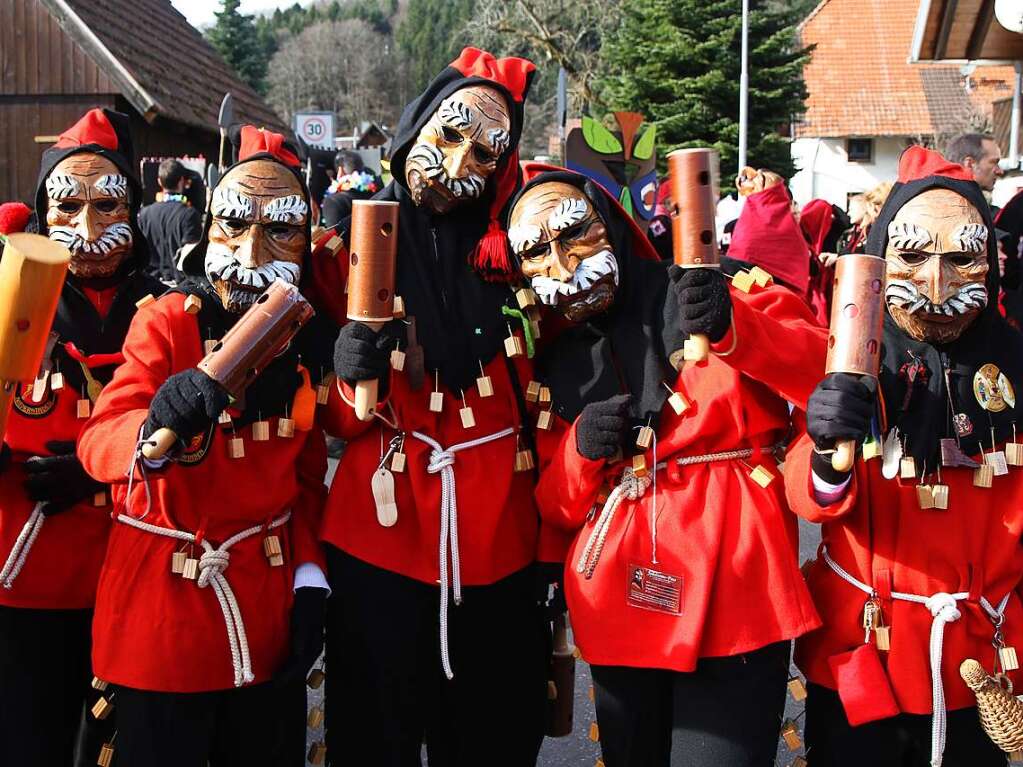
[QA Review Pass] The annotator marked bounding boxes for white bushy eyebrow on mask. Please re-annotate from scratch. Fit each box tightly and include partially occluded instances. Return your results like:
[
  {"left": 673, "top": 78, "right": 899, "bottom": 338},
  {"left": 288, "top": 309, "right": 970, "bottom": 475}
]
[
  {"left": 264, "top": 194, "right": 308, "bottom": 225},
  {"left": 509, "top": 223, "right": 542, "bottom": 254},
  {"left": 94, "top": 174, "right": 128, "bottom": 199},
  {"left": 887, "top": 221, "right": 933, "bottom": 251},
  {"left": 211, "top": 186, "right": 254, "bottom": 219},
  {"left": 46, "top": 173, "right": 82, "bottom": 200},
  {"left": 950, "top": 223, "right": 987, "bottom": 254},
  {"left": 548, "top": 198, "right": 589, "bottom": 231}
]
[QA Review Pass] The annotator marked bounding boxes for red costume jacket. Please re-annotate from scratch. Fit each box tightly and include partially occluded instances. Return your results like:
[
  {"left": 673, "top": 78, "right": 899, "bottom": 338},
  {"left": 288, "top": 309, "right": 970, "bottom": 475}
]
[
  {"left": 786, "top": 435, "right": 1023, "bottom": 713},
  {"left": 322, "top": 340, "right": 568, "bottom": 585},
  {"left": 78, "top": 294, "right": 327, "bottom": 692},
  {"left": 536, "top": 284, "right": 826, "bottom": 670}
]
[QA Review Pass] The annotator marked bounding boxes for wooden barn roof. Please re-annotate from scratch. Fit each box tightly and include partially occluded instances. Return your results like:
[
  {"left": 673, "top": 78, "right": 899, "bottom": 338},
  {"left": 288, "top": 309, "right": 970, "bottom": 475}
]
[
  {"left": 39, "top": 0, "right": 286, "bottom": 134},
  {"left": 795, "top": 0, "right": 1015, "bottom": 139}
]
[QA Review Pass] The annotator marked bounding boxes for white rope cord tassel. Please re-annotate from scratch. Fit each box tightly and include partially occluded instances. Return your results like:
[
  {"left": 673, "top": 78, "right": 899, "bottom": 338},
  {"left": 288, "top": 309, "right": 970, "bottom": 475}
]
[
  {"left": 821, "top": 547, "right": 1009, "bottom": 767},
  {"left": 576, "top": 468, "right": 651, "bottom": 579},
  {"left": 0, "top": 503, "right": 46, "bottom": 589},
  {"left": 411, "top": 427, "right": 514, "bottom": 680},
  {"left": 117, "top": 511, "right": 292, "bottom": 687}
]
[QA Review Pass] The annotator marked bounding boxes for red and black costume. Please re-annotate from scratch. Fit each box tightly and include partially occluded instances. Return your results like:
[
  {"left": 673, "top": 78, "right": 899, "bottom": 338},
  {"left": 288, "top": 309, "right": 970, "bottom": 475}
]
[
  {"left": 77, "top": 128, "right": 332, "bottom": 767},
  {"left": 308, "top": 49, "right": 559, "bottom": 766},
  {"left": 521, "top": 170, "right": 828, "bottom": 766},
  {"left": 0, "top": 108, "right": 162, "bottom": 767},
  {"left": 790, "top": 149, "right": 1023, "bottom": 767}
]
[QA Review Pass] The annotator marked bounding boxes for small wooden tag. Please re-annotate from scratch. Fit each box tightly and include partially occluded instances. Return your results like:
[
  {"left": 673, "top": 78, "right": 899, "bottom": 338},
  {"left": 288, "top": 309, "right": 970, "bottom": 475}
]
[
  {"left": 731, "top": 270, "right": 756, "bottom": 293},
  {"left": 229, "top": 437, "right": 245, "bottom": 459},
  {"left": 183, "top": 294, "right": 202, "bottom": 314},
  {"left": 252, "top": 420, "right": 270, "bottom": 441},
  {"left": 307, "top": 705, "right": 325, "bottom": 728},
  {"left": 1007, "top": 442, "right": 1023, "bottom": 466},
  {"left": 505, "top": 334, "right": 525, "bottom": 358},
  {"left": 218, "top": 410, "right": 233, "bottom": 426},
  {"left": 667, "top": 391, "right": 689, "bottom": 416},
  {"left": 916, "top": 484, "right": 935, "bottom": 509},
  {"left": 91, "top": 697, "right": 114, "bottom": 721},
  {"left": 171, "top": 551, "right": 187, "bottom": 575},
  {"left": 588, "top": 722, "right": 600, "bottom": 743},
  {"left": 76, "top": 399, "right": 91, "bottom": 419},
  {"left": 204, "top": 338, "right": 218, "bottom": 355},
  {"left": 307, "top": 668, "right": 326, "bottom": 689},
  {"left": 787, "top": 676, "right": 807, "bottom": 701},
  {"left": 514, "top": 449, "right": 535, "bottom": 472},
  {"left": 931, "top": 483, "right": 949, "bottom": 510},
  {"left": 749, "top": 465, "right": 775, "bottom": 488},
  {"left": 974, "top": 464, "right": 994, "bottom": 488},
  {"left": 459, "top": 406, "right": 476, "bottom": 429},
  {"left": 525, "top": 381, "right": 541, "bottom": 403},
  {"left": 182, "top": 557, "right": 199, "bottom": 580},
  {"left": 392, "top": 295, "right": 406, "bottom": 319},
  {"left": 93, "top": 491, "right": 107, "bottom": 506},
  {"left": 390, "top": 451, "right": 406, "bottom": 473},
  {"left": 899, "top": 456, "right": 917, "bottom": 480},
  {"left": 277, "top": 418, "right": 295, "bottom": 438},
  {"left": 429, "top": 391, "right": 444, "bottom": 413},
  {"left": 97, "top": 743, "right": 115, "bottom": 767},
  {"left": 135, "top": 293, "right": 155, "bottom": 309},
  {"left": 749, "top": 265, "right": 773, "bottom": 287},
  {"left": 874, "top": 625, "right": 891, "bottom": 651},
  {"left": 862, "top": 439, "right": 882, "bottom": 461},
  {"left": 476, "top": 374, "right": 493, "bottom": 397},
  {"left": 1001, "top": 646, "right": 1020, "bottom": 672},
  {"left": 537, "top": 410, "right": 553, "bottom": 431},
  {"left": 780, "top": 720, "right": 801, "bottom": 750},
  {"left": 636, "top": 425, "right": 654, "bottom": 450},
  {"left": 516, "top": 288, "right": 538, "bottom": 309},
  {"left": 91, "top": 676, "right": 108, "bottom": 692},
  {"left": 391, "top": 349, "right": 406, "bottom": 372},
  {"left": 682, "top": 338, "right": 704, "bottom": 361},
  {"left": 308, "top": 742, "right": 327, "bottom": 765},
  {"left": 263, "top": 535, "right": 284, "bottom": 567},
  {"left": 538, "top": 386, "right": 552, "bottom": 406},
  {"left": 50, "top": 371, "right": 64, "bottom": 391},
  {"left": 632, "top": 454, "right": 649, "bottom": 478}
]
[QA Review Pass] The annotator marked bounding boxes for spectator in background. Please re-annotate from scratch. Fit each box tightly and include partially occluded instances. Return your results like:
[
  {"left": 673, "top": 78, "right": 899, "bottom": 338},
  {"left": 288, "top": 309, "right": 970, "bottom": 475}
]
[
  {"left": 321, "top": 150, "right": 381, "bottom": 228},
  {"left": 945, "top": 132, "right": 1004, "bottom": 192},
  {"left": 138, "top": 158, "right": 201, "bottom": 284}
]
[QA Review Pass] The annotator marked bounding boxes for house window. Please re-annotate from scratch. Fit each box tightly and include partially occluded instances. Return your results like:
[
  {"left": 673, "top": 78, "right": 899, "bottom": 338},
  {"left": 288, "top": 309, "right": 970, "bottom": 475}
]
[{"left": 847, "top": 138, "right": 874, "bottom": 163}]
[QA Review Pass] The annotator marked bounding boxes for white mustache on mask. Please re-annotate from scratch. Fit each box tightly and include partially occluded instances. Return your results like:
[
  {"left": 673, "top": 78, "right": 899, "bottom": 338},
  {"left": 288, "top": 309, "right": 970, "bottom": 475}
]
[
  {"left": 204, "top": 242, "right": 301, "bottom": 306},
  {"left": 531, "top": 250, "right": 619, "bottom": 306}
]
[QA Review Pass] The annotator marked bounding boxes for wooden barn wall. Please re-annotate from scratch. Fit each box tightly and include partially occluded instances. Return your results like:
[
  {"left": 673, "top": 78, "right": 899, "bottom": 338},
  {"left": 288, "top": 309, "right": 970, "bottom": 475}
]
[{"left": 0, "top": 0, "right": 115, "bottom": 95}]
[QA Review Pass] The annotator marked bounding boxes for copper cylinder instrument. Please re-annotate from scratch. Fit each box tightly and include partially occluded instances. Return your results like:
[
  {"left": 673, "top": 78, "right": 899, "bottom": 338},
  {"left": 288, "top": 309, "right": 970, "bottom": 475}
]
[
  {"left": 825, "top": 253, "right": 885, "bottom": 471},
  {"left": 143, "top": 280, "right": 314, "bottom": 459},
  {"left": 0, "top": 233, "right": 71, "bottom": 442},
  {"left": 346, "top": 199, "right": 399, "bottom": 420},
  {"left": 667, "top": 148, "right": 720, "bottom": 362}
]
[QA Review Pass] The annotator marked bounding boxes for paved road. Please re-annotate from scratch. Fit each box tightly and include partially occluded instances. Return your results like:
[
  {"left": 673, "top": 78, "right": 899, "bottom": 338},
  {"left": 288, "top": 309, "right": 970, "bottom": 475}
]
[{"left": 321, "top": 457, "right": 823, "bottom": 766}]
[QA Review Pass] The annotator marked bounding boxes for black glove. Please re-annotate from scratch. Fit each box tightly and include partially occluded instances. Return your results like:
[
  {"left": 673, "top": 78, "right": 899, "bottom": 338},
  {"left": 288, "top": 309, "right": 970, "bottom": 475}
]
[
  {"left": 334, "top": 322, "right": 393, "bottom": 386},
  {"left": 144, "top": 369, "right": 230, "bottom": 446},
  {"left": 576, "top": 394, "right": 632, "bottom": 461},
  {"left": 23, "top": 440, "right": 104, "bottom": 516},
  {"left": 274, "top": 586, "right": 327, "bottom": 688},
  {"left": 668, "top": 265, "right": 732, "bottom": 343},
  {"left": 232, "top": 356, "right": 302, "bottom": 429},
  {"left": 807, "top": 373, "right": 877, "bottom": 481}
]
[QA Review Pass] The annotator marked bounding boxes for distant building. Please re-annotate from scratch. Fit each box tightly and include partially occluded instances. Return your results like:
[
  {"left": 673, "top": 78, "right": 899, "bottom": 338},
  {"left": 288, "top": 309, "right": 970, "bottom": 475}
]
[
  {"left": 0, "top": 0, "right": 287, "bottom": 205},
  {"left": 791, "top": 0, "right": 1015, "bottom": 208}
]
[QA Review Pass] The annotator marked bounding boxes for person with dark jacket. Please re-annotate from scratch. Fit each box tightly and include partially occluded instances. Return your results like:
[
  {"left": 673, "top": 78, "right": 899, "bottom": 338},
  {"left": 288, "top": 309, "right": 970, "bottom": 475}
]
[
  {"left": 320, "top": 150, "right": 381, "bottom": 228},
  {"left": 138, "top": 158, "right": 202, "bottom": 284},
  {"left": 0, "top": 107, "right": 163, "bottom": 767}
]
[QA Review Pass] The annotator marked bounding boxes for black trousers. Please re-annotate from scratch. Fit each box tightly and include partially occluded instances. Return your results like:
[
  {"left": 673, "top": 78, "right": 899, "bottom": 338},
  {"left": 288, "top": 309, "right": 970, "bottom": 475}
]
[
  {"left": 591, "top": 640, "right": 791, "bottom": 767},
  {"left": 324, "top": 547, "right": 547, "bottom": 767},
  {"left": 804, "top": 682, "right": 1005, "bottom": 767},
  {"left": 113, "top": 679, "right": 307, "bottom": 767},
  {"left": 0, "top": 605, "right": 112, "bottom": 767}
]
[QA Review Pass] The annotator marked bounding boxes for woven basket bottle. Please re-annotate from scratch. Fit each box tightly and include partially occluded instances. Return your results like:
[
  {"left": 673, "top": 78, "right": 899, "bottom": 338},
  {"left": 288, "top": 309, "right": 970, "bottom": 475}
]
[{"left": 960, "top": 658, "right": 1023, "bottom": 752}]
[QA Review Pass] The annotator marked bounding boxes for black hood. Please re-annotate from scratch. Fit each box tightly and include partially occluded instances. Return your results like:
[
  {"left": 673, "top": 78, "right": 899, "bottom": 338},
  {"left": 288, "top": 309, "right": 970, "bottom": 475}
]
[
  {"left": 509, "top": 169, "right": 684, "bottom": 426},
  {"left": 35, "top": 108, "right": 149, "bottom": 276},
  {"left": 867, "top": 171, "right": 1023, "bottom": 468}
]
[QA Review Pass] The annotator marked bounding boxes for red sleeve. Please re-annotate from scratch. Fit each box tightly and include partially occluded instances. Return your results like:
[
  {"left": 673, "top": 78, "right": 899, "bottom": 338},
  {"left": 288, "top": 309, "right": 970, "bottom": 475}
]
[
  {"left": 534, "top": 417, "right": 578, "bottom": 563},
  {"left": 535, "top": 417, "right": 607, "bottom": 534},
  {"left": 784, "top": 432, "right": 859, "bottom": 523},
  {"left": 289, "top": 426, "right": 328, "bottom": 569},
  {"left": 78, "top": 299, "right": 175, "bottom": 483},
  {"left": 711, "top": 284, "right": 828, "bottom": 411}
]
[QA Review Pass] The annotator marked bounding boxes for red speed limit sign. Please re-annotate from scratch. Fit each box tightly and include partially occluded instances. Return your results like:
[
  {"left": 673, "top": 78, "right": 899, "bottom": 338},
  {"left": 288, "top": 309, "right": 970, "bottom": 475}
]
[{"left": 293, "top": 112, "right": 335, "bottom": 149}]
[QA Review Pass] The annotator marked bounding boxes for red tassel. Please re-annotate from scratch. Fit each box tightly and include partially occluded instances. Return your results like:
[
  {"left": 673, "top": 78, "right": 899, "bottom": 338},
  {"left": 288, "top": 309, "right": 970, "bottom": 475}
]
[
  {"left": 471, "top": 219, "right": 514, "bottom": 282},
  {"left": 0, "top": 202, "right": 31, "bottom": 235}
]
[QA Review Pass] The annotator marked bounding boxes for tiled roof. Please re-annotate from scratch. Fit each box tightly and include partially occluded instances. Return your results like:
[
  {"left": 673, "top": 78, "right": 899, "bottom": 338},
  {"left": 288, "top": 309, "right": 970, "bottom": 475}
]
[
  {"left": 795, "top": 0, "right": 1014, "bottom": 139},
  {"left": 44, "top": 0, "right": 286, "bottom": 134}
]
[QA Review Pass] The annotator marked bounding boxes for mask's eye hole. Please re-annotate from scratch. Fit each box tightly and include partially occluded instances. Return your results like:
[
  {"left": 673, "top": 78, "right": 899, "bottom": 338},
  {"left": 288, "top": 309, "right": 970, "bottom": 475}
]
[
  {"left": 521, "top": 244, "right": 548, "bottom": 262},
  {"left": 57, "top": 201, "right": 82, "bottom": 215},
  {"left": 95, "top": 200, "right": 118, "bottom": 214},
  {"left": 220, "top": 218, "right": 247, "bottom": 235},
  {"left": 558, "top": 222, "right": 588, "bottom": 242},
  {"left": 473, "top": 145, "right": 497, "bottom": 164},
  {"left": 897, "top": 250, "right": 930, "bottom": 266},
  {"left": 267, "top": 224, "right": 298, "bottom": 239},
  {"left": 949, "top": 253, "right": 978, "bottom": 268},
  {"left": 441, "top": 126, "right": 462, "bottom": 144}
]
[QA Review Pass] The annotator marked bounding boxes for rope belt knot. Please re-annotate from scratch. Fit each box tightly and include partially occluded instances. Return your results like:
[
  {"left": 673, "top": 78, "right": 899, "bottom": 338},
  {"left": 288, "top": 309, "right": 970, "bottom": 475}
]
[
  {"left": 821, "top": 546, "right": 1008, "bottom": 767},
  {"left": 577, "top": 467, "right": 651, "bottom": 579},
  {"left": 411, "top": 426, "right": 515, "bottom": 681},
  {"left": 117, "top": 510, "right": 291, "bottom": 688}
]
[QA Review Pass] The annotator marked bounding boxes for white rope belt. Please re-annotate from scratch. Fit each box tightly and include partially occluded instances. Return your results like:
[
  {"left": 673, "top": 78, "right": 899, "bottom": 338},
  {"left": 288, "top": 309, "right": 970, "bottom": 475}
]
[
  {"left": 0, "top": 503, "right": 45, "bottom": 589},
  {"left": 576, "top": 446, "right": 768, "bottom": 578},
  {"left": 411, "top": 427, "right": 515, "bottom": 680},
  {"left": 116, "top": 510, "right": 292, "bottom": 687},
  {"left": 821, "top": 546, "right": 1009, "bottom": 767}
]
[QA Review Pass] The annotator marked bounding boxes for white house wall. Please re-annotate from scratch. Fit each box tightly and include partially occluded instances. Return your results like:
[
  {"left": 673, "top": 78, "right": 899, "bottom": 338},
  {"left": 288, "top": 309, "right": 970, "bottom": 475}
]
[{"left": 791, "top": 136, "right": 906, "bottom": 209}]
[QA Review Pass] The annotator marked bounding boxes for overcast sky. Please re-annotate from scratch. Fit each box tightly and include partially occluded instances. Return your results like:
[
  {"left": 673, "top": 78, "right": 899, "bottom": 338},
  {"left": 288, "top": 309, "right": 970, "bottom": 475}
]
[{"left": 171, "top": 0, "right": 310, "bottom": 29}]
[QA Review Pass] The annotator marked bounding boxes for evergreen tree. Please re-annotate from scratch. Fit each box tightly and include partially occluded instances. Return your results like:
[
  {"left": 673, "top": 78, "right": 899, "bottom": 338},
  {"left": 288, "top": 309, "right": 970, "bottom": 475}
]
[
  {"left": 396, "top": 0, "right": 476, "bottom": 95},
  {"left": 596, "top": 0, "right": 811, "bottom": 177},
  {"left": 207, "top": 0, "right": 268, "bottom": 93}
]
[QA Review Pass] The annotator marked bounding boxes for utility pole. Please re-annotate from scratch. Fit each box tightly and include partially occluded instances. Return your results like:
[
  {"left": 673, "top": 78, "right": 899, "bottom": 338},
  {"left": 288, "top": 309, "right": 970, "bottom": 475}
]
[{"left": 738, "top": 0, "right": 750, "bottom": 173}]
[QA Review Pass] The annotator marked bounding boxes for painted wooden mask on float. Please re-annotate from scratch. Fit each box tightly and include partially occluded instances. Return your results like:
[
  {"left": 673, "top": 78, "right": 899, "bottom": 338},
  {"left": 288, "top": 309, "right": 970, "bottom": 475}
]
[
  {"left": 883, "top": 188, "right": 990, "bottom": 345},
  {"left": 404, "top": 85, "right": 512, "bottom": 215},
  {"left": 509, "top": 181, "right": 618, "bottom": 322},
  {"left": 45, "top": 153, "right": 132, "bottom": 279},
  {"left": 565, "top": 112, "right": 657, "bottom": 233},
  {"left": 205, "top": 159, "right": 308, "bottom": 313}
]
